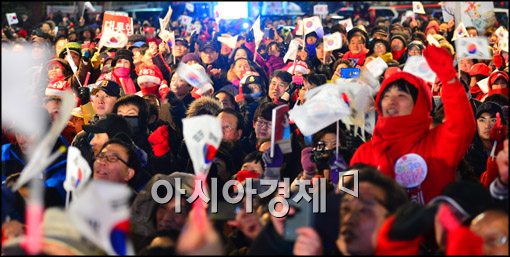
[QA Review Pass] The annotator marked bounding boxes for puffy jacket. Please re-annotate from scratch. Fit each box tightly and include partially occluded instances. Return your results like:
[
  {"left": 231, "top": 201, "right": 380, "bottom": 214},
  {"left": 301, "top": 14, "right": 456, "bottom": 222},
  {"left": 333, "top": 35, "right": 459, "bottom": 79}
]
[{"left": 350, "top": 71, "right": 476, "bottom": 202}]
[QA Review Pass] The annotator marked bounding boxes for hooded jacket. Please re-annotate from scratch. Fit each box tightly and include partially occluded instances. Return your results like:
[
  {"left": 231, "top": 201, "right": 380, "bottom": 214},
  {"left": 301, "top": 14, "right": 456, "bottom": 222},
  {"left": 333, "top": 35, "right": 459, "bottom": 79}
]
[{"left": 350, "top": 71, "right": 476, "bottom": 202}]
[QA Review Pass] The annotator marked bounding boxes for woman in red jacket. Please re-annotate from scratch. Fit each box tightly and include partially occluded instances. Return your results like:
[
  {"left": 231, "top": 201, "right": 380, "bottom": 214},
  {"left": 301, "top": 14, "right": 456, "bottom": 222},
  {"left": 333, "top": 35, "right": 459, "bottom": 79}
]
[{"left": 350, "top": 45, "right": 477, "bottom": 203}]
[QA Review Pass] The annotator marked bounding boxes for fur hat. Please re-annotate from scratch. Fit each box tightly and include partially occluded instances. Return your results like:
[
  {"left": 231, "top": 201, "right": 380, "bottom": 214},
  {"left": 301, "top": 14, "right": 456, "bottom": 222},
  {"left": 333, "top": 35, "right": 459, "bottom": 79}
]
[{"left": 186, "top": 96, "right": 222, "bottom": 117}]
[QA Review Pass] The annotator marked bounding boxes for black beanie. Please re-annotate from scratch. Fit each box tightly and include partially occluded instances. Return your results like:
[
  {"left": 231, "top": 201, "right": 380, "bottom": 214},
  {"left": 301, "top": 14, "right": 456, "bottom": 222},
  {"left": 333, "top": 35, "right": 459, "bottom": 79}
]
[
  {"left": 475, "top": 101, "right": 503, "bottom": 119},
  {"left": 435, "top": 180, "right": 493, "bottom": 224},
  {"left": 112, "top": 49, "right": 134, "bottom": 67}
]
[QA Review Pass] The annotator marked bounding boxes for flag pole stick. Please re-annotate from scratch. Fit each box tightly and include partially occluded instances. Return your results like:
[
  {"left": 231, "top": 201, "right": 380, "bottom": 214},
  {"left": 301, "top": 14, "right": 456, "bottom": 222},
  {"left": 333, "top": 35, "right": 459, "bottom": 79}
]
[
  {"left": 336, "top": 120, "right": 340, "bottom": 161},
  {"left": 66, "top": 47, "right": 83, "bottom": 88},
  {"left": 65, "top": 191, "right": 71, "bottom": 209}
]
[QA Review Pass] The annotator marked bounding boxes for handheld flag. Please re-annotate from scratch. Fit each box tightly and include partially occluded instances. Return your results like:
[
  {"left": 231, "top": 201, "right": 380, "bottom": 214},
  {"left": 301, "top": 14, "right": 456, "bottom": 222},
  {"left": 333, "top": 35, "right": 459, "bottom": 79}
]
[
  {"left": 289, "top": 84, "right": 350, "bottom": 136},
  {"left": 283, "top": 39, "right": 301, "bottom": 63},
  {"left": 217, "top": 35, "right": 239, "bottom": 50},
  {"left": 337, "top": 81, "right": 375, "bottom": 140},
  {"left": 176, "top": 62, "right": 212, "bottom": 90},
  {"left": 182, "top": 115, "right": 223, "bottom": 176},
  {"left": 455, "top": 37, "right": 491, "bottom": 60},
  {"left": 161, "top": 5, "right": 173, "bottom": 31},
  {"left": 404, "top": 56, "right": 437, "bottom": 84},
  {"left": 323, "top": 32, "right": 342, "bottom": 52},
  {"left": 65, "top": 47, "right": 78, "bottom": 74},
  {"left": 339, "top": 18, "right": 353, "bottom": 32},
  {"left": 159, "top": 28, "right": 174, "bottom": 44},
  {"left": 98, "top": 29, "right": 128, "bottom": 50},
  {"left": 412, "top": 2, "right": 426, "bottom": 14},
  {"left": 6, "top": 13, "right": 18, "bottom": 25},
  {"left": 451, "top": 22, "right": 468, "bottom": 41},
  {"left": 64, "top": 146, "right": 92, "bottom": 193},
  {"left": 68, "top": 180, "right": 134, "bottom": 255},
  {"left": 84, "top": 2, "right": 96, "bottom": 12},
  {"left": 303, "top": 16, "right": 322, "bottom": 36},
  {"left": 364, "top": 57, "right": 388, "bottom": 78},
  {"left": 251, "top": 16, "right": 264, "bottom": 45}
]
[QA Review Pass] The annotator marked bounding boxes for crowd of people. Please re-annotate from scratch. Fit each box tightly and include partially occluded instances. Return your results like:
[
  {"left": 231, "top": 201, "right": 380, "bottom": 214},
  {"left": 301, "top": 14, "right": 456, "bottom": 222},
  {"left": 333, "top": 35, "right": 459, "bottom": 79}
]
[{"left": 1, "top": 3, "right": 509, "bottom": 255}]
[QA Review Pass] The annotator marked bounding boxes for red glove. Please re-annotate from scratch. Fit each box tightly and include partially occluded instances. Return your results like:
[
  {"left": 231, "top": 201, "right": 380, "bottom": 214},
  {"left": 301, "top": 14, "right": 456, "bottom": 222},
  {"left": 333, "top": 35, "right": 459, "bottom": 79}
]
[
  {"left": 493, "top": 53, "right": 503, "bottom": 68},
  {"left": 423, "top": 45, "right": 457, "bottom": 82},
  {"left": 148, "top": 125, "right": 171, "bottom": 157},
  {"left": 490, "top": 113, "right": 507, "bottom": 150}
]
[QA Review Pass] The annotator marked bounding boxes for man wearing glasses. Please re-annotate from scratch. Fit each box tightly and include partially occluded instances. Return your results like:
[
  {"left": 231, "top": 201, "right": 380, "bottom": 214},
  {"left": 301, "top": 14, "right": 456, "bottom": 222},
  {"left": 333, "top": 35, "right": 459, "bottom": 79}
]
[{"left": 93, "top": 137, "right": 139, "bottom": 185}]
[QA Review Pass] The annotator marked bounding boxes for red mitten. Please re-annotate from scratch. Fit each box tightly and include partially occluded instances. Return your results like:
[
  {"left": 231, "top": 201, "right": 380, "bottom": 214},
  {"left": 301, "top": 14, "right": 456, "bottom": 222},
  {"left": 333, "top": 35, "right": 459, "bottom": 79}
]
[
  {"left": 423, "top": 45, "right": 457, "bottom": 82},
  {"left": 490, "top": 113, "right": 507, "bottom": 153},
  {"left": 148, "top": 125, "right": 171, "bottom": 157},
  {"left": 493, "top": 53, "right": 503, "bottom": 68}
]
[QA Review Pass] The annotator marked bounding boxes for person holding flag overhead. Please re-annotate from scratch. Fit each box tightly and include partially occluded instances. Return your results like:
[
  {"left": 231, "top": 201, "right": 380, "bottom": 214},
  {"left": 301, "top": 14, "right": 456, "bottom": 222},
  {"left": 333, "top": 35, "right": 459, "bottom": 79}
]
[
  {"left": 58, "top": 41, "right": 101, "bottom": 99},
  {"left": 350, "top": 45, "right": 477, "bottom": 203}
]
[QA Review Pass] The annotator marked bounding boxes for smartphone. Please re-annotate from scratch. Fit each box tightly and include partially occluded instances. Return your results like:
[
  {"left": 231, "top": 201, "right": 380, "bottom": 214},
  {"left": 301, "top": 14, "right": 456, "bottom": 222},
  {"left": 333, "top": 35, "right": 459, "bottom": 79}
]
[
  {"left": 208, "top": 200, "right": 242, "bottom": 221},
  {"left": 283, "top": 199, "right": 314, "bottom": 241},
  {"left": 340, "top": 67, "right": 361, "bottom": 79}
]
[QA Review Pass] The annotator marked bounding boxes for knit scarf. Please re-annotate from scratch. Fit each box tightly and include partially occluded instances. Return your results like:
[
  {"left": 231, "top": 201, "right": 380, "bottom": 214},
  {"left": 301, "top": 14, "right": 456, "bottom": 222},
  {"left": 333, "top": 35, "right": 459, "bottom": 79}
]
[
  {"left": 342, "top": 51, "right": 367, "bottom": 66},
  {"left": 392, "top": 48, "right": 407, "bottom": 62},
  {"left": 113, "top": 68, "right": 137, "bottom": 94}
]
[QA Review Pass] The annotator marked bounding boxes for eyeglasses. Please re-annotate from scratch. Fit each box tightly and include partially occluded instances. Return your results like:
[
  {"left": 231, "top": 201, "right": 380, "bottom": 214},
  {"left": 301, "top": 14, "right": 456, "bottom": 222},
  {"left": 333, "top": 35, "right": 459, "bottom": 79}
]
[
  {"left": 256, "top": 119, "right": 272, "bottom": 128},
  {"left": 95, "top": 152, "right": 129, "bottom": 166},
  {"left": 270, "top": 81, "right": 289, "bottom": 88}
]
